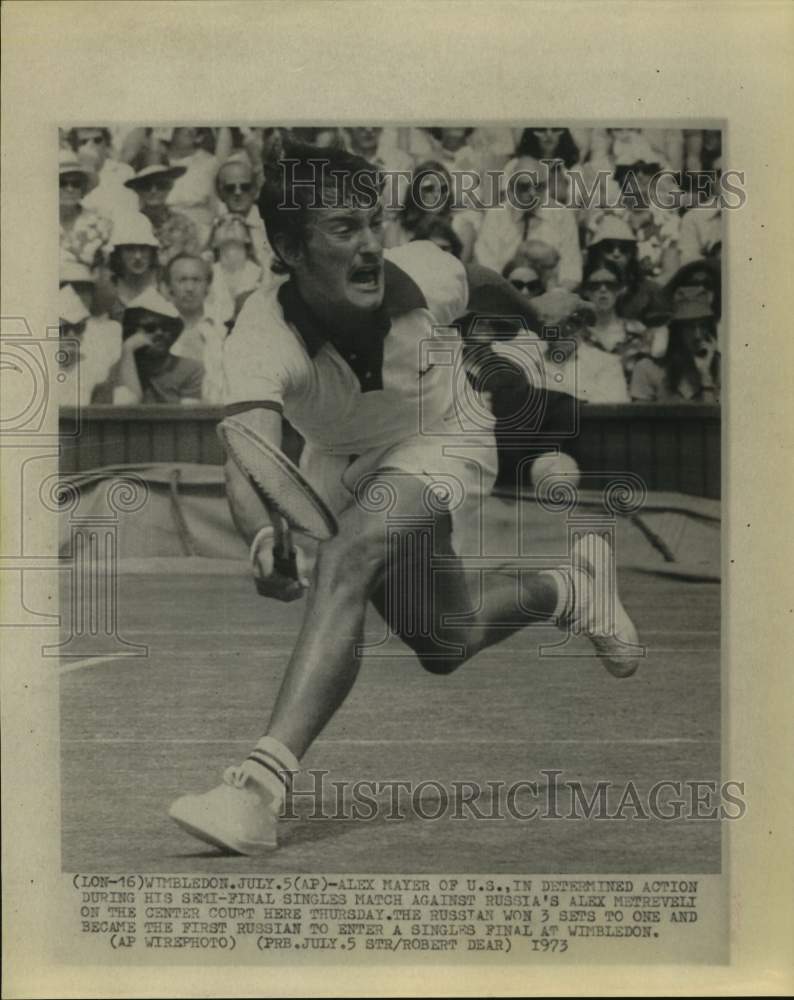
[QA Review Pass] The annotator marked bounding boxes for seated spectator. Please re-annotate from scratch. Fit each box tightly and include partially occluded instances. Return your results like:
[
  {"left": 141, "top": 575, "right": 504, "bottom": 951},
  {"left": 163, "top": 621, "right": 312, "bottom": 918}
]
[
  {"left": 513, "top": 127, "right": 580, "bottom": 204},
  {"left": 384, "top": 161, "right": 455, "bottom": 247},
  {"left": 630, "top": 300, "right": 720, "bottom": 403},
  {"left": 502, "top": 258, "right": 545, "bottom": 299},
  {"left": 69, "top": 127, "right": 138, "bottom": 225},
  {"left": 104, "top": 213, "right": 161, "bottom": 319},
  {"left": 409, "top": 216, "right": 463, "bottom": 258},
  {"left": 60, "top": 259, "right": 122, "bottom": 384},
  {"left": 214, "top": 155, "right": 273, "bottom": 272},
  {"left": 92, "top": 288, "right": 204, "bottom": 405},
  {"left": 547, "top": 297, "right": 630, "bottom": 404},
  {"left": 206, "top": 216, "right": 264, "bottom": 323},
  {"left": 59, "top": 151, "right": 112, "bottom": 268},
  {"left": 579, "top": 260, "right": 661, "bottom": 387},
  {"left": 585, "top": 215, "right": 669, "bottom": 326},
  {"left": 124, "top": 162, "right": 202, "bottom": 266},
  {"left": 664, "top": 258, "right": 721, "bottom": 322},
  {"left": 165, "top": 127, "right": 223, "bottom": 240},
  {"left": 163, "top": 252, "right": 228, "bottom": 403},
  {"left": 474, "top": 157, "right": 582, "bottom": 288}
]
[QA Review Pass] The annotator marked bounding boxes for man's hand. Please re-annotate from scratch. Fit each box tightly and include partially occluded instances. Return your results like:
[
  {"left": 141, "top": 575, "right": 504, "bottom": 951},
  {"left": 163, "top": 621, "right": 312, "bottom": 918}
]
[
  {"left": 123, "top": 331, "right": 156, "bottom": 353},
  {"left": 250, "top": 523, "right": 311, "bottom": 602}
]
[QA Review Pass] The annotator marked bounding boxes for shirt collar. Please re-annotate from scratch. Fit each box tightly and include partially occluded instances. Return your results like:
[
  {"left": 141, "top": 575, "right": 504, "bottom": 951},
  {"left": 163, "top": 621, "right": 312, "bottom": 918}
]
[{"left": 278, "top": 257, "right": 427, "bottom": 358}]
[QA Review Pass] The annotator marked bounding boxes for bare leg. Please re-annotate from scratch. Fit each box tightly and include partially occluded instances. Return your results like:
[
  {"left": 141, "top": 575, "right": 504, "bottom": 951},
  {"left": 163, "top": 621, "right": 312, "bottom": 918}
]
[{"left": 371, "top": 506, "right": 559, "bottom": 674}]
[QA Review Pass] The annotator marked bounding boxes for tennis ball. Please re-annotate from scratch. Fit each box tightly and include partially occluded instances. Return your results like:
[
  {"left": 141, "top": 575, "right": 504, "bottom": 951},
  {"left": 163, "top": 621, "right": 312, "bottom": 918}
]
[{"left": 530, "top": 452, "right": 581, "bottom": 493}]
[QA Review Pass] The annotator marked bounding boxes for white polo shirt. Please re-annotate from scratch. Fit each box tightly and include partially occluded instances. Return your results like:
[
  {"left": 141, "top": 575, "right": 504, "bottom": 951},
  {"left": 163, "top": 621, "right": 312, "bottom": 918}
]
[{"left": 222, "top": 241, "right": 469, "bottom": 456}]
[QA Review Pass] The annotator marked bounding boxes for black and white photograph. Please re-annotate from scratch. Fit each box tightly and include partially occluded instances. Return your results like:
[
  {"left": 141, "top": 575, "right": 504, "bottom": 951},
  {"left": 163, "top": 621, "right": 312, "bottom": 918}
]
[{"left": 2, "top": 3, "right": 792, "bottom": 997}]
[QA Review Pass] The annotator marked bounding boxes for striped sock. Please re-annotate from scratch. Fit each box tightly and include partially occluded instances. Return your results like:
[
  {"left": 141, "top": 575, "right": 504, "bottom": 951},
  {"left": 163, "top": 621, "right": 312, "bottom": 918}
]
[
  {"left": 540, "top": 568, "right": 575, "bottom": 623},
  {"left": 244, "top": 737, "right": 300, "bottom": 810}
]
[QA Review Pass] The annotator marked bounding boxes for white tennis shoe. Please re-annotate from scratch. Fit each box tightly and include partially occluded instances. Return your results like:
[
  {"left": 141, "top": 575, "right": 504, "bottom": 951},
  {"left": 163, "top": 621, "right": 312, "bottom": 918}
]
[
  {"left": 562, "top": 531, "right": 642, "bottom": 678},
  {"left": 169, "top": 764, "right": 279, "bottom": 854}
]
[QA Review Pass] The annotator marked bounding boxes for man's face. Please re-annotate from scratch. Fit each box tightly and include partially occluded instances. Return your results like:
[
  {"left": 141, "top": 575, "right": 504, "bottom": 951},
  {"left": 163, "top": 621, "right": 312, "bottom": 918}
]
[
  {"left": 294, "top": 200, "right": 385, "bottom": 315},
  {"left": 218, "top": 162, "right": 256, "bottom": 215},
  {"left": 119, "top": 245, "right": 155, "bottom": 276},
  {"left": 167, "top": 258, "right": 209, "bottom": 314},
  {"left": 681, "top": 322, "right": 715, "bottom": 357},
  {"left": 348, "top": 127, "right": 382, "bottom": 156},
  {"left": 74, "top": 128, "right": 109, "bottom": 170},
  {"left": 417, "top": 172, "right": 449, "bottom": 212},
  {"left": 136, "top": 174, "right": 174, "bottom": 209}
]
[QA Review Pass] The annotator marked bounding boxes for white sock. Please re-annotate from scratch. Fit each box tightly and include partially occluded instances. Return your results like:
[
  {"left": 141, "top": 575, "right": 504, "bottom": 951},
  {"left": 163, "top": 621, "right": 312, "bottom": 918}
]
[{"left": 244, "top": 736, "right": 300, "bottom": 810}]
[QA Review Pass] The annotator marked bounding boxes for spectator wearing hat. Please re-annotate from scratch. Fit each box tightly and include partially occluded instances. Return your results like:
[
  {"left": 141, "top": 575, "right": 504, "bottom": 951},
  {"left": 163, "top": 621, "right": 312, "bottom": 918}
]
[
  {"left": 214, "top": 156, "right": 273, "bottom": 272},
  {"left": 630, "top": 299, "right": 720, "bottom": 403},
  {"left": 59, "top": 151, "right": 112, "bottom": 269},
  {"left": 664, "top": 258, "right": 721, "bottom": 322},
  {"left": 69, "top": 127, "right": 138, "bottom": 225},
  {"left": 60, "top": 259, "right": 122, "bottom": 385},
  {"left": 105, "top": 212, "right": 161, "bottom": 321},
  {"left": 585, "top": 215, "right": 669, "bottom": 327},
  {"left": 124, "top": 162, "right": 202, "bottom": 266},
  {"left": 163, "top": 253, "right": 228, "bottom": 403},
  {"left": 92, "top": 288, "right": 204, "bottom": 405},
  {"left": 474, "top": 156, "right": 582, "bottom": 288}
]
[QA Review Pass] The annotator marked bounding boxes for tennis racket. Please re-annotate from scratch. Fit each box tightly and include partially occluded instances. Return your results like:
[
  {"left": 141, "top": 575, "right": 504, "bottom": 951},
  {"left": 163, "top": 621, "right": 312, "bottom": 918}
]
[{"left": 218, "top": 415, "right": 338, "bottom": 542}]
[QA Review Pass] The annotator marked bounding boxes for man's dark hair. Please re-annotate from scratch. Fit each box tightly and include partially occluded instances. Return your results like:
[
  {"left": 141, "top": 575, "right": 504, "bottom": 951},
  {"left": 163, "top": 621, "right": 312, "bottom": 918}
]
[
  {"left": 410, "top": 216, "right": 463, "bottom": 259},
  {"left": 257, "top": 140, "right": 382, "bottom": 274}
]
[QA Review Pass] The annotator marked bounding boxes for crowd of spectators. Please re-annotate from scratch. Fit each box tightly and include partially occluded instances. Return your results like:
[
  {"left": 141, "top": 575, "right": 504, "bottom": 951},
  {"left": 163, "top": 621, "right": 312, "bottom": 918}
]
[{"left": 59, "top": 125, "right": 723, "bottom": 408}]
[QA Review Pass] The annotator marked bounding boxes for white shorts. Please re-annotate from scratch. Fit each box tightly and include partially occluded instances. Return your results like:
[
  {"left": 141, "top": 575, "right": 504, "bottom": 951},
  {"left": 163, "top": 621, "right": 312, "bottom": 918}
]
[{"left": 300, "top": 417, "right": 498, "bottom": 556}]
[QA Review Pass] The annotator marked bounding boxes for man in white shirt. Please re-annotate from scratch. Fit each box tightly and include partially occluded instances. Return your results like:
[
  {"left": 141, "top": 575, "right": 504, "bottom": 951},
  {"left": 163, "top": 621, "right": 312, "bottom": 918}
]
[
  {"left": 164, "top": 253, "right": 227, "bottom": 403},
  {"left": 214, "top": 155, "right": 274, "bottom": 273},
  {"left": 168, "top": 141, "right": 640, "bottom": 856},
  {"left": 474, "top": 157, "right": 583, "bottom": 288}
]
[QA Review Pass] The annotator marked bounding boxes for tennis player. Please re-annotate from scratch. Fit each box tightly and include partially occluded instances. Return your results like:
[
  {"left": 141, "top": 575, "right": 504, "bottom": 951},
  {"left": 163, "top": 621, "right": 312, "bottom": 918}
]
[{"left": 169, "top": 143, "right": 640, "bottom": 853}]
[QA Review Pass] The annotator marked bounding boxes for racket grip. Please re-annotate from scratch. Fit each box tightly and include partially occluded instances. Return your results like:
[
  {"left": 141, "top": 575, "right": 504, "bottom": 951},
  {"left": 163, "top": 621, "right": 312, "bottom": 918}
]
[{"left": 272, "top": 544, "right": 300, "bottom": 581}]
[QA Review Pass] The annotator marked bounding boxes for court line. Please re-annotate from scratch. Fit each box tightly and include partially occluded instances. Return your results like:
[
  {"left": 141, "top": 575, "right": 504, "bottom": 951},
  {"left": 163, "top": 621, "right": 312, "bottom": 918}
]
[{"left": 58, "top": 655, "right": 143, "bottom": 674}]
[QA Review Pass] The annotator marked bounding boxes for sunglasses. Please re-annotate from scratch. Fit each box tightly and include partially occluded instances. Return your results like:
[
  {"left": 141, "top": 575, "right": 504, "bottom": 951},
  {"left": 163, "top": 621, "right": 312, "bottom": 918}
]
[
  {"left": 78, "top": 135, "right": 106, "bottom": 146},
  {"left": 137, "top": 320, "right": 169, "bottom": 335},
  {"left": 510, "top": 279, "right": 544, "bottom": 294},
  {"left": 221, "top": 182, "right": 253, "bottom": 195},
  {"left": 600, "top": 240, "right": 632, "bottom": 254},
  {"left": 138, "top": 177, "right": 173, "bottom": 192},
  {"left": 60, "top": 175, "right": 85, "bottom": 189},
  {"left": 585, "top": 280, "right": 620, "bottom": 292}
]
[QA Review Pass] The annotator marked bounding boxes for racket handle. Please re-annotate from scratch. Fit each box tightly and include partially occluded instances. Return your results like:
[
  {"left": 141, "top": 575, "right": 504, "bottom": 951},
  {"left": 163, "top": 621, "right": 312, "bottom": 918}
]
[{"left": 272, "top": 543, "right": 300, "bottom": 581}]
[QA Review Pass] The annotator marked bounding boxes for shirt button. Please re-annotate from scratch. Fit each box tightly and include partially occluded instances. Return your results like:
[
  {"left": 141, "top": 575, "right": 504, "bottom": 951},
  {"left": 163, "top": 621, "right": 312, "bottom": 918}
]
[
  {"left": 364, "top": 371, "right": 372, "bottom": 378},
  {"left": 350, "top": 353, "right": 358, "bottom": 361}
]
